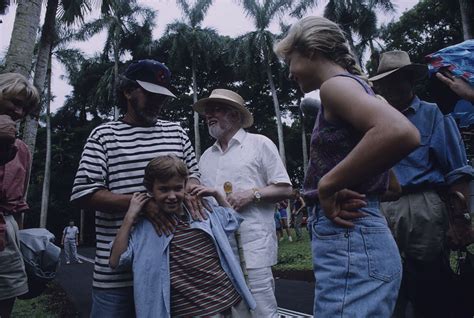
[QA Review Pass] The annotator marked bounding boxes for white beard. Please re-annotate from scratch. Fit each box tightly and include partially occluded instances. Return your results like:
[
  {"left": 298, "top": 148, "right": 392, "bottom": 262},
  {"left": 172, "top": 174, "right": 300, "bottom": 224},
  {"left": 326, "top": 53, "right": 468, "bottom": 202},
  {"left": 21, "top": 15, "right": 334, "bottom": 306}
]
[{"left": 208, "top": 113, "right": 234, "bottom": 140}]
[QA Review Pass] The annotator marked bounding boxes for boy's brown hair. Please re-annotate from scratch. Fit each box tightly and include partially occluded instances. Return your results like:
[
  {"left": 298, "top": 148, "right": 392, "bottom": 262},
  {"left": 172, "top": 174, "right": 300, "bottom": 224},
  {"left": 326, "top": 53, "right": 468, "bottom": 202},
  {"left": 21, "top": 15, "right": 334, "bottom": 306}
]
[{"left": 143, "top": 155, "right": 188, "bottom": 191}]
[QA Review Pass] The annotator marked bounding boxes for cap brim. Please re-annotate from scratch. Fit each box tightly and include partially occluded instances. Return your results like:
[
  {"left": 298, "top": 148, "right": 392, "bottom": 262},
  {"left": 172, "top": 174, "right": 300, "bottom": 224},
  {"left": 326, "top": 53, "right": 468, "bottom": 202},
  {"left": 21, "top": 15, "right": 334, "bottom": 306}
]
[
  {"left": 136, "top": 80, "right": 176, "bottom": 98},
  {"left": 193, "top": 97, "right": 254, "bottom": 128},
  {"left": 369, "top": 64, "right": 428, "bottom": 82}
]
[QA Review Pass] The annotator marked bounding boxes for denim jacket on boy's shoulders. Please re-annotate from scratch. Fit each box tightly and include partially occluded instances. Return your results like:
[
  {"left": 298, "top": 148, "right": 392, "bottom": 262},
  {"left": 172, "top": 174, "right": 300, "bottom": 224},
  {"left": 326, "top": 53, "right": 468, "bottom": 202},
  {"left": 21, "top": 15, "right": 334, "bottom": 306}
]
[{"left": 113, "top": 204, "right": 257, "bottom": 318}]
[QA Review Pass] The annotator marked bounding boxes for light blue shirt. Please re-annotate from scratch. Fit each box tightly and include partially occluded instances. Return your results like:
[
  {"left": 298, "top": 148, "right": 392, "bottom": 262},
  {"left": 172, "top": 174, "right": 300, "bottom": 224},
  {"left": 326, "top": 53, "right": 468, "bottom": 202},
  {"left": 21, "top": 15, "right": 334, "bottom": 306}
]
[
  {"left": 394, "top": 96, "right": 474, "bottom": 188},
  {"left": 114, "top": 205, "right": 256, "bottom": 318}
]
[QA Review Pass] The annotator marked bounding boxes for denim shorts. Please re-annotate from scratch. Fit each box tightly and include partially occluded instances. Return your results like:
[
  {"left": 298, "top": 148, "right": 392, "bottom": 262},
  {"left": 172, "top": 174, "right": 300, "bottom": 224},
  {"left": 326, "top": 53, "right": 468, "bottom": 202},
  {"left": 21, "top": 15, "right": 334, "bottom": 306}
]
[
  {"left": 91, "top": 287, "right": 135, "bottom": 318},
  {"left": 309, "top": 198, "right": 402, "bottom": 317}
]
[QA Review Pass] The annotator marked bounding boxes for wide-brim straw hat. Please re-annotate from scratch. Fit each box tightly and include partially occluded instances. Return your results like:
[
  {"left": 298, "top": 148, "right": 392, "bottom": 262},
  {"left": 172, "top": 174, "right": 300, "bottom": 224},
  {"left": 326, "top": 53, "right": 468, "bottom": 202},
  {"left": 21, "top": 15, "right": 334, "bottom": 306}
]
[
  {"left": 369, "top": 50, "right": 428, "bottom": 82},
  {"left": 193, "top": 89, "right": 254, "bottom": 128}
]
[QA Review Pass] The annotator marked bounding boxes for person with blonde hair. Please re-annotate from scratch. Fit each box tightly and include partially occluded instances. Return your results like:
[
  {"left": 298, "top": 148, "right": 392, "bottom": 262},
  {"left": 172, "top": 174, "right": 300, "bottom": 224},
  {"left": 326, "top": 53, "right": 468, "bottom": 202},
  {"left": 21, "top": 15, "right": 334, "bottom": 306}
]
[
  {"left": 274, "top": 16, "right": 421, "bottom": 317},
  {"left": 0, "top": 72, "right": 39, "bottom": 318}
]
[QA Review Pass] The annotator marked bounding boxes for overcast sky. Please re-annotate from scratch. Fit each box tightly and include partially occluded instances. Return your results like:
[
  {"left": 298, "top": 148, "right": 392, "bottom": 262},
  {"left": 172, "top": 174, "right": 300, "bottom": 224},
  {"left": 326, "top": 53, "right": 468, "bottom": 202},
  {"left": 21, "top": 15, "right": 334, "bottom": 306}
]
[{"left": 0, "top": 0, "right": 418, "bottom": 113}]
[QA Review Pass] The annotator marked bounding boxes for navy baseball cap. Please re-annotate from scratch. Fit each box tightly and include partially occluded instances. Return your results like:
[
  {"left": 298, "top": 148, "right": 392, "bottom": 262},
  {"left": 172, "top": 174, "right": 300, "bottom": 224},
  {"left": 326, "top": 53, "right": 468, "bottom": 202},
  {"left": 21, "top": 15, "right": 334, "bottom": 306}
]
[{"left": 124, "top": 60, "right": 176, "bottom": 98}]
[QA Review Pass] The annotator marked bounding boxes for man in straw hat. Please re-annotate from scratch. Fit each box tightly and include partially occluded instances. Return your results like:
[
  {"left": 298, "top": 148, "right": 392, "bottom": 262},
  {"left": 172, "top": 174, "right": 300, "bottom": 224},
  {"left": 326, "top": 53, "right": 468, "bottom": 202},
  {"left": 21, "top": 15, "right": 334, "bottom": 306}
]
[
  {"left": 370, "top": 51, "right": 474, "bottom": 318},
  {"left": 194, "top": 89, "right": 292, "bottom": 317}
]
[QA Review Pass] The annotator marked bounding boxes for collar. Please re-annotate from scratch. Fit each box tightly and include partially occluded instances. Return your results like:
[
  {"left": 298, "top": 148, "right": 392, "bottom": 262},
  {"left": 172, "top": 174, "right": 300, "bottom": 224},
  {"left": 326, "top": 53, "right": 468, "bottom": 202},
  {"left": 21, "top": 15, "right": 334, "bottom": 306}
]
[
  {"left": 402, "top": 95, "right": 421, "bottom": 114},
  {"left": 212, "top": 128, "right": 246, "bottom": 151}
]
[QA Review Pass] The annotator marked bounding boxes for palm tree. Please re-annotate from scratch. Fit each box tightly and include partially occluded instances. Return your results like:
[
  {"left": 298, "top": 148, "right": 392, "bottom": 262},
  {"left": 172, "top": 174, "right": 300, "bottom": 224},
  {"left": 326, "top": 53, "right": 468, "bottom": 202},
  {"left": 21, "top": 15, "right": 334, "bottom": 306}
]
[
  {"left": 75, "top": 2, "right": 155, "bottom": 120},
  {"left": 4, "top": 0, "right": 42, "bottom": 76},
  {"left": 165, "top": 0, "right": 214, "bottom": 160},
  {"left": 40, "top": 54, "right": 52, "bottom": 228},
  {"left": 290, "top": 0, "right": 394, "bottom": 67},
  {"left": 22, "top": 0, "right": 59, "bottom": 161},
  {"left": 235, "top": 0, "right": 293, "bottom": 166}
]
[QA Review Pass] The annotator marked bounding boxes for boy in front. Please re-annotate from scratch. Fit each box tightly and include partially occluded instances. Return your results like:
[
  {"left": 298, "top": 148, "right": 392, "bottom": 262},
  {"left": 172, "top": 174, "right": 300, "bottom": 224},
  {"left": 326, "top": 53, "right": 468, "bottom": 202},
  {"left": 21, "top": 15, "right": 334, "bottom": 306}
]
[{"left": 109, "top": 155, "right": 255, "bottom": 317}]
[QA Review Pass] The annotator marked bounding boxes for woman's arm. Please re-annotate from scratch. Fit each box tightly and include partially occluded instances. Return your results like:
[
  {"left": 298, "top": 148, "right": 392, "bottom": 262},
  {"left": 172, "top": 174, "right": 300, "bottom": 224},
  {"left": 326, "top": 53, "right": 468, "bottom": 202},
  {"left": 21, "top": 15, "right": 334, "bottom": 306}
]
[
  {"left": 318, "top": 76, "right": 420, "bottom": 197},
  {"left": 318, "top": 77, "right": 420, "bottom": 226}
]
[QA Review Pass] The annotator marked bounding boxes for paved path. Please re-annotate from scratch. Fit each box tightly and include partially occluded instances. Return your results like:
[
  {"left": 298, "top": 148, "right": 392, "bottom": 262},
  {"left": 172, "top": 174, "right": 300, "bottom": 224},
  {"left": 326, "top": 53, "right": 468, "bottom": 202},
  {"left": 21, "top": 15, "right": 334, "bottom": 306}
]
[{"left": 55, "top": 247, "right": 314, "bottom": 317}]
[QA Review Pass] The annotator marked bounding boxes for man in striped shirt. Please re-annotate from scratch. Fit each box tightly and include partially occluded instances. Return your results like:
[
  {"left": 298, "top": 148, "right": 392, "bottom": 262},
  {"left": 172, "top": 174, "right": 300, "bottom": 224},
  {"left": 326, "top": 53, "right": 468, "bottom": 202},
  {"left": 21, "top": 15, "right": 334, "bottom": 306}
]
[{"left": 71, "top": 60, "right": 201, "bottom": 318}]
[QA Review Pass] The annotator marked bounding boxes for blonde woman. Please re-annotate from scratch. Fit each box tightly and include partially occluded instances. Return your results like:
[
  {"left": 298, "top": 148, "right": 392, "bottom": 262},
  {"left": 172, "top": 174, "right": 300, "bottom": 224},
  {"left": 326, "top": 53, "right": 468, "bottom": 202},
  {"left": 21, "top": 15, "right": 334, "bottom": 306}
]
[
  {"left": 274, "top": 16, "right": 420, "bottom": 317},
  {"left": 0, "top": 73, "right": 39, "bottom": 318}
]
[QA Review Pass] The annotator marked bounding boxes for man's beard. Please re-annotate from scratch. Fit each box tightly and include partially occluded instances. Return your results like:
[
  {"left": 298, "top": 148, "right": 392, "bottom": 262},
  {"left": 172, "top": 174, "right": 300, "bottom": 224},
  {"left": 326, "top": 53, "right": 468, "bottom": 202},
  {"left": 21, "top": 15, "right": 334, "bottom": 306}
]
[
  {"left": 132, "top": 102, "right": 161, "bottom": 126},
  {"left": 208, "top": 114, "right": 233, "bottom": 140}
]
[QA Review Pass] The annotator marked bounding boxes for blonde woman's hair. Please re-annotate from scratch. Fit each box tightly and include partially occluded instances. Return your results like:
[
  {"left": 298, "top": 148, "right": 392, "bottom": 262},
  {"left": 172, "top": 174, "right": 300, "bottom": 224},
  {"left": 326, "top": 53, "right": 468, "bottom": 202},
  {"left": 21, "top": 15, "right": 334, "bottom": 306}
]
[
  {"left": 274, "top": 16, "right": 364, "bottom": 77},
  {"left": 143, "top": 155, "right": 189, "bottom": 191},
  {"left": 0, "top": 73, "right": 40, "bottom": 114}
]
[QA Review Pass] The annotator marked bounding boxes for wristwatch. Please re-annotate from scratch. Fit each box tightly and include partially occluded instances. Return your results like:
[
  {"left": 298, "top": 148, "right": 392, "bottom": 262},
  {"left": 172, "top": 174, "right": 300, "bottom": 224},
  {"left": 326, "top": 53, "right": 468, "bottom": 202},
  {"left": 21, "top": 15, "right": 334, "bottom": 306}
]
[{"left": 252, "top": 188, "right": 262, "bottom": 202}]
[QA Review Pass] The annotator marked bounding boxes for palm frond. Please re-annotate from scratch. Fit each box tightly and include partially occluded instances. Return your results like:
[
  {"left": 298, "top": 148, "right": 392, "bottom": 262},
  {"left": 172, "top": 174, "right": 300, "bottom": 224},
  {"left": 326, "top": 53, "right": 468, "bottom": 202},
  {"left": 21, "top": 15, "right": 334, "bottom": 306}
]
[{"left": 290, "top": 0, "right": 320, "bottom": 18}]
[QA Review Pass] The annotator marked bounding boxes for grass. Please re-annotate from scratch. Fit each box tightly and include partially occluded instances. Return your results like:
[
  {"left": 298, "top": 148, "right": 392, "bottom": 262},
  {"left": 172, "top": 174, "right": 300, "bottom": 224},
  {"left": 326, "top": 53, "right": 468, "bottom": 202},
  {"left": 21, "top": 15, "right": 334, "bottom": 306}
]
[
  {"left": 273, "top": 228, "right": 313, "bottom": 272},
  {"left": 12, "top": 282, "right": 78, "bottom": 318},
  {"left": 272, "top": 228, "right": 474, "bottom": 274}
]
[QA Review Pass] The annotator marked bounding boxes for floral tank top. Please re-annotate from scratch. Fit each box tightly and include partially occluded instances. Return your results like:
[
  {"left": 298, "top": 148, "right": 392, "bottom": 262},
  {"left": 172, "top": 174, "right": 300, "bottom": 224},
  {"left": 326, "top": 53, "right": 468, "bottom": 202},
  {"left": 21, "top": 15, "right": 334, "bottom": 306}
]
[{"left": 303, "top": 73, "right": 389, "bottom": 203}]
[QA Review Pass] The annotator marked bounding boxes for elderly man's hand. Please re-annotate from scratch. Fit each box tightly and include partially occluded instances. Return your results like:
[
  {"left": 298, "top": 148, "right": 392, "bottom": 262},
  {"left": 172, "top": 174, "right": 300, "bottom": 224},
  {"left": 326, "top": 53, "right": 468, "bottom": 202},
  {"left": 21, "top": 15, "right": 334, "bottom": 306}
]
[
  {"left": 142, "top": 198, "right": 177, "bottom": 236},
  {"left": 185, "top": 183, "right": 208, "bottom": 221},
  {"left": 227, "top": 189, "right": 254, "bottom": 212},
  {"left": 0, "top": 115, "right": 16, "bottom": 145}
]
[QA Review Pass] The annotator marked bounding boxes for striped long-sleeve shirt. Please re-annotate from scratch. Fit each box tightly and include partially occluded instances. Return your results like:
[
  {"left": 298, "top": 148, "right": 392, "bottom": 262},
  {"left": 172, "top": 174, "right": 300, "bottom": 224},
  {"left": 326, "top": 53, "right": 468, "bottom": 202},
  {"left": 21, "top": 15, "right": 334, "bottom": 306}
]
[{"left": 70, "top": 120, "right": 200, "bottom": 289}]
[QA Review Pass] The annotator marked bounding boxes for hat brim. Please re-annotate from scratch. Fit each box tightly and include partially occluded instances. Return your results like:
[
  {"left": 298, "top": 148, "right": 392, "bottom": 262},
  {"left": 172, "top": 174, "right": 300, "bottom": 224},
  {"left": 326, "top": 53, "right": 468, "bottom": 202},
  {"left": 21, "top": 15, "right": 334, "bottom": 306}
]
[
  {"left": 369, "top": 64, "right": 428, "bottom": 82},
  {"left": 193, "top": 97, "right": 254, "bottom": 128},
  {"left": 136, "top": 80, "right": 176, "bottom": 98}
]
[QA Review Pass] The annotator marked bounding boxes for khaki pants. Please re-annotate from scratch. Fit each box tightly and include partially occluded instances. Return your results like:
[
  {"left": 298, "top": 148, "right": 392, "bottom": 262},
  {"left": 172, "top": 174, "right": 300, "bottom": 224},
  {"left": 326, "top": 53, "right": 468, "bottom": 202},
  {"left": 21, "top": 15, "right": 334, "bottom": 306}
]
[
  {"left": 0, "top": 215, "right": 28, "bottom": 300},
  {"left": 381, "top": 190, "right": 451, "bottom": 318},
  {"left": 381, "top": 190, "right": 448, "bottom": 261}
]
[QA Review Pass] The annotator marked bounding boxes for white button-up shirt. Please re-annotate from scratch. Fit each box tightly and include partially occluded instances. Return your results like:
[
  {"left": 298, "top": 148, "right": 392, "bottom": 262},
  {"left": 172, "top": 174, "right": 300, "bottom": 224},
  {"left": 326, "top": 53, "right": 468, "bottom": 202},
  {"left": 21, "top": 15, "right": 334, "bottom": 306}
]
[{"left": 199, "top": 129, "right": 291, "bottom": 268}]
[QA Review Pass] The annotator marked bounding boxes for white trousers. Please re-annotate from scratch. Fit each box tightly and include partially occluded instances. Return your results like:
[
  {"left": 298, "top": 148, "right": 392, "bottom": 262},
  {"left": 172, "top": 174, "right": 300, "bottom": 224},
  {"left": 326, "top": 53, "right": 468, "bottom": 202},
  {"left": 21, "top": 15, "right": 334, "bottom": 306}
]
[{"left": 247, "top": 267, "right": 278, "bottom": 318}]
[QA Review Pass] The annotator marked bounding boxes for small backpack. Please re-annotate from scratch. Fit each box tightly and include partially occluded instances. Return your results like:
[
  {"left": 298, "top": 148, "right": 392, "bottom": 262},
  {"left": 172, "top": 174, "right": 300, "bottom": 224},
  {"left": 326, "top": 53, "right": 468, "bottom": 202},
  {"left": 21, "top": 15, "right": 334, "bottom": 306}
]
[{"left": 17, "top": 228, "right": 61, "bottom": 299}]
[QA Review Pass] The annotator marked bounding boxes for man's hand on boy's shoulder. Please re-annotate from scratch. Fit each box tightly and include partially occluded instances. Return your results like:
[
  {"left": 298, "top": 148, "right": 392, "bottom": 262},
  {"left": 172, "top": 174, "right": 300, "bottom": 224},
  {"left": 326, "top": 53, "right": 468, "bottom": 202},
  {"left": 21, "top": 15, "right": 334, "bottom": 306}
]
[
  {"left": 185, "top": 183, "right": 209, "bottom": 221},
  {"left": 142, "top": 197, "right": 177, "bottom": 236}
]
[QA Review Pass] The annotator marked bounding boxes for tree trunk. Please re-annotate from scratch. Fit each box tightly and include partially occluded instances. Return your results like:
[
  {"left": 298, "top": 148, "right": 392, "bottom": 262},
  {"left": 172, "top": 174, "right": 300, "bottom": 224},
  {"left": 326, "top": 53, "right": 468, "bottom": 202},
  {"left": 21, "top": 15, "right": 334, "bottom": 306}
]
[
  {"left": 300, "top": 107, "right": 308, "bottom": 175},
  {"left": 4, "top": 0, "right": 42, "bottom": 77},
  {"left": 22, "top": 0, "right": 58, "bottom": 157},
  {"left": 459, "top": 0, "right": 474, "bottom": 40},
  {"left": 40, "top": 57, "right": 52, "bottom": 228},
  {"left": 266, "top": 64, "right": 286, "bottom": 166},
  {"left": 192, "top": 59, "right": 201, "bottom": 160},
  {"left": 113, "top": 36, "right": 120, "bottom": 120}
]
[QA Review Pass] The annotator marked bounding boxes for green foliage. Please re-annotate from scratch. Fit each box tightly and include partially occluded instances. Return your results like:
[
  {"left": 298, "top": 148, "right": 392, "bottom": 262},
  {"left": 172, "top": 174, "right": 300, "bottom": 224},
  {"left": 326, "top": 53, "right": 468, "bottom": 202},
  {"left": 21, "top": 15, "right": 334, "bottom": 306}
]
[
  {"left": 380, "top": 0, "right": 463, "bottom": 66},
  {"left": 274, "top": 229, "right": 312, "bottom": 271}
]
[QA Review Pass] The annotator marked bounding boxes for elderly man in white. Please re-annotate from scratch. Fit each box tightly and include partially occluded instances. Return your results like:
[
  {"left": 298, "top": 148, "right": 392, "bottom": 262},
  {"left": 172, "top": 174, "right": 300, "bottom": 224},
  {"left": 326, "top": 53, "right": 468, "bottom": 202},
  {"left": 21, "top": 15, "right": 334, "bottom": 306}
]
[{"left": 194, "top": 89, "right": 293, "bottom": 318}]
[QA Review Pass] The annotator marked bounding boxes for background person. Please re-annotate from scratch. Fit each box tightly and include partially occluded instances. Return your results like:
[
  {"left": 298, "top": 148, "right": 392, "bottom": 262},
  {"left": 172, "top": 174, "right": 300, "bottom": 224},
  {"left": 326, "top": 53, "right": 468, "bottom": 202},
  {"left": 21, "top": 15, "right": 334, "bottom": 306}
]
[
  {"left": 291, "top": 190, "right": 306, "bottom": 241},
  {"left": 61, "top": 220, "right": 82, "bottom": 265},
  {"left": 277, "top": 200, "right": 292, "bottom": 242}
]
